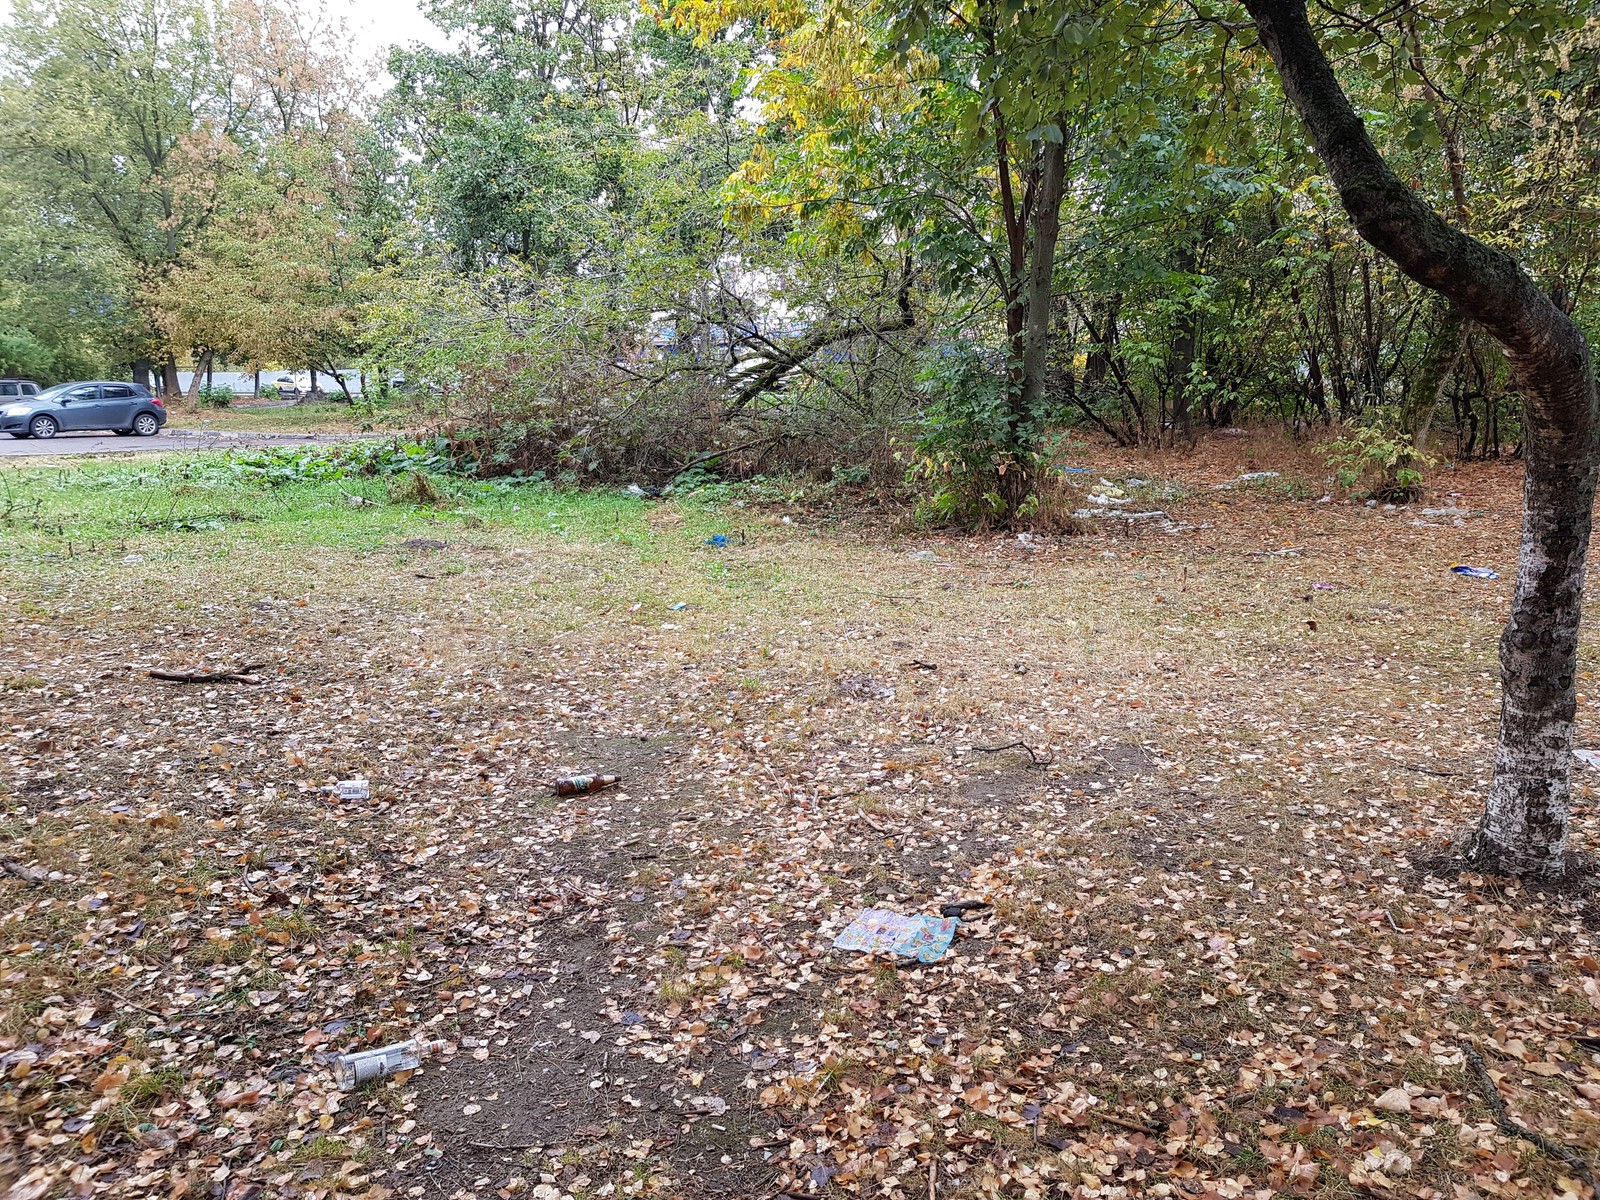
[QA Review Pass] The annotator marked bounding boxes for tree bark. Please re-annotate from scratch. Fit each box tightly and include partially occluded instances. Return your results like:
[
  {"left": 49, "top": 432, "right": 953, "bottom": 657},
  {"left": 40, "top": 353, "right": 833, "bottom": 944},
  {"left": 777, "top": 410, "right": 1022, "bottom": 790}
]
[
  {"left": 1005, "top": 129, "right": 1070, "bottom": 518},
  {"left": 1244, "top": 0, "right": 1600, "bottom": 878},
  {"left": 185, "top": 351, "right": 210, "bottom": 405},
  {"left": 1017, "top": 132, "right": 1068, "bottom": 423},
  {"left": 1168, "top": 240, "right": 1199, "bottom": 448}
]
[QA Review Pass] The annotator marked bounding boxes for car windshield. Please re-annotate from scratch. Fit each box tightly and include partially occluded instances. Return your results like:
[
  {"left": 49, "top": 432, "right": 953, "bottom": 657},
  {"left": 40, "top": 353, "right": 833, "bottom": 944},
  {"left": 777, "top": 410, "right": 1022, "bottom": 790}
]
[{"left": 35, "top": 383, "right": 79, "bottom": 402}]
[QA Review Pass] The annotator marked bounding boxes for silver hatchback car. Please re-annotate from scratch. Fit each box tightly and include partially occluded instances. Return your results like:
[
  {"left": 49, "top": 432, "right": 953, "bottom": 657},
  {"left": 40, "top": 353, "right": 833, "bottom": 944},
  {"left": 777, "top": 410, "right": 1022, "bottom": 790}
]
[{"left": 0, "top": 381, "right": 168, "bottom": 439}]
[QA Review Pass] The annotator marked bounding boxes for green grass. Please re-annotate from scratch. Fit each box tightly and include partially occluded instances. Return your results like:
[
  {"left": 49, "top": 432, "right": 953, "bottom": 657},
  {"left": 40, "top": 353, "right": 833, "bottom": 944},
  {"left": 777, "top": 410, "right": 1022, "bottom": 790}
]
[{"left": 0, "top": 454, "right": 673, "bottom": 564}]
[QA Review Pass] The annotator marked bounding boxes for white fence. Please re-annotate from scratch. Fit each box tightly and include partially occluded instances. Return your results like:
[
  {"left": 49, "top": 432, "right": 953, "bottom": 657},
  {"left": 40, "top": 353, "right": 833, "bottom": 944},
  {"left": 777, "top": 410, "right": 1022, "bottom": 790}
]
[{"left": 174, "top": 369, "right": 366, "bottom": 397}]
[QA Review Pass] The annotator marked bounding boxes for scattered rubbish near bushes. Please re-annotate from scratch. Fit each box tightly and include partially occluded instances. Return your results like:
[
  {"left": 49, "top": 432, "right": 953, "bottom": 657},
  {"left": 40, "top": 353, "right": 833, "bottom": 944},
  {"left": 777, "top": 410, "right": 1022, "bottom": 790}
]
[
  {"left": 1312, "top": 582, "right": 1336, "bottom": 591},
  {"left": 939, "top": 899, "right": 993, "bottom": 918},
  {"left": 1246, "top": 547, "right": 1302, "bottom": 558},
  {"left": 554, "top": 774, "right": 620, "bottom": 796},
  {"left": 1576, "top": 749, "right": 1600, "bottom": 771},
  {"left": 1058, "top": 466, "right": 1090, "bottom": 474},
  {"left": 706, "top": 534, "right": 729, "bottom": 548},
  {"left": 625, "top": 483, "right": 666, "bottom": 499},
  {"left": 1450, "top": 564, "right": 1499, "bottom": 581},
  {"left": 334, "top": 1039, "right": 447, "bottom": 1090},
  {"left": 334, "top": 779, "right": 370, "bottom": 801},
  {"left": 1214, "top": 470, "right": 1282, "bottom": 490},
  {"left": 833, "top": 909, "right": 959, "bottom": 963},
  {"left": 1016, "top": 531, "right": 1044, "bottom": 550}
]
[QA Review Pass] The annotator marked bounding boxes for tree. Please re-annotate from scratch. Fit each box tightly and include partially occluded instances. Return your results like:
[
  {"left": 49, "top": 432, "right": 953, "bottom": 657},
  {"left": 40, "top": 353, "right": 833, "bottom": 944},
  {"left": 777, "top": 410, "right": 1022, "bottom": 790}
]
[
  {"left": 0, "top": 0, "right": 258, "bottom": 391},
  {"left": 1243, "top": 0, "right": 1598, "bottom": 878}
]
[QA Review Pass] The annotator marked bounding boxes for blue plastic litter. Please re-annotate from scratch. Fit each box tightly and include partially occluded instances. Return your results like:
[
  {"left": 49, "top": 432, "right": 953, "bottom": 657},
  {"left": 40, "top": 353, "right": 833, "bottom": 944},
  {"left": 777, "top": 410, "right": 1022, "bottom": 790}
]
[
  {"left": 1450, "top": 564, "right": 1499, "bottom": 581},
  {"left": 706, "top": 534, "right": 729, "bottom": 547}
]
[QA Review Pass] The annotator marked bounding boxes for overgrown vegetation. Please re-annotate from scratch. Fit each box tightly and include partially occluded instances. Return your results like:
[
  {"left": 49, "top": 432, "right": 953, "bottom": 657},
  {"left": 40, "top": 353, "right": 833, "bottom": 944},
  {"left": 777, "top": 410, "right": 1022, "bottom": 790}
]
[{"left": 1, "top": 0, "right": 1592, "bottom": 522}]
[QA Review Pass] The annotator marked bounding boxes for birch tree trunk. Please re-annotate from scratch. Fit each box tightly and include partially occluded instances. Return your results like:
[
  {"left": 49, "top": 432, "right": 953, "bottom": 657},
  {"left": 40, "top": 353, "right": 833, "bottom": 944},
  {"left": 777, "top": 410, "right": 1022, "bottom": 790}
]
[{"left": 1243, "top": 0, "right": 1600, "bottom": 878}]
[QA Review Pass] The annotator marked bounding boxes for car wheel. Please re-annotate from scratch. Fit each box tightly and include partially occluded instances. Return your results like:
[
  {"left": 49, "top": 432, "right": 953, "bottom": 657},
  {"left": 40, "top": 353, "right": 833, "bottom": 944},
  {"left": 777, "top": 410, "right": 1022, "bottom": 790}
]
[
  {"left": 28, "top": 415, "right": 57, "bottom": 440},
  {"left": 9, "top": 432, "right": 28, "bottom": 439},
  {"left": 132, "top": 413, "right": 160, "bottom": 437}
]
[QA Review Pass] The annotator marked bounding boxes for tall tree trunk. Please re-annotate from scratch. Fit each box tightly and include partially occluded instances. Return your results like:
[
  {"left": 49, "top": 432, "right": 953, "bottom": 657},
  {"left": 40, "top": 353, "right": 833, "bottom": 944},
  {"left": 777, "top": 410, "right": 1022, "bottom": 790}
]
[
  {"left": 133, "top": 359, "right": 151, "bottom": 390},
  {"left": 162, "top": 354, "right": 179, "bottom": 398},
  {"left": 328, "top": 368, "right": 354, "bottom": 404},
  {"left": 1405, "top": 301, "right": 1467, "bottom": 462},
  {"left": 1244, "top": 0, "right": 1599, "bottom": 879},
  {"left": 1018, "top": 134, "right": 1067, "bottom": 418},
  {"left": 185, "top": 351, "right": 210, "bottom": 405},
  {"left": 1168, "top": 241, "right": 1199, "bottom": 448}
]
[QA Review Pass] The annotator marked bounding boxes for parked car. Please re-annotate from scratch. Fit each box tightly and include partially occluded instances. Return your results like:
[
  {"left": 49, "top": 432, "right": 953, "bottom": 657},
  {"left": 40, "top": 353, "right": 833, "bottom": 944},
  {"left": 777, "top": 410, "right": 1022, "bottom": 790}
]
[
  {"left": 0, "top": 381, "right": 167, "bottom": 439},
  {"left": 0, "top": 379, "right": 40, "bottom": 402}
]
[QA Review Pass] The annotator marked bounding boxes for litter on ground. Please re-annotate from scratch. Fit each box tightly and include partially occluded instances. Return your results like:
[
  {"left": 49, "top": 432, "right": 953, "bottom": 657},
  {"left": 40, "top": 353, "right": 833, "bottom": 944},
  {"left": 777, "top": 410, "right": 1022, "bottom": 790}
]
[{"left": 832, "top": 909, "right": 959, "bottom": 962}]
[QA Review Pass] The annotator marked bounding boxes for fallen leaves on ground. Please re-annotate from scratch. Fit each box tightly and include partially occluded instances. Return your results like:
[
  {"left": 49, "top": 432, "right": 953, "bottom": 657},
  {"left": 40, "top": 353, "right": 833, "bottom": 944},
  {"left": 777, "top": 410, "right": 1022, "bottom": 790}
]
[{"left": 1, "top": 444, "right": 1598, "bottom": 1200}]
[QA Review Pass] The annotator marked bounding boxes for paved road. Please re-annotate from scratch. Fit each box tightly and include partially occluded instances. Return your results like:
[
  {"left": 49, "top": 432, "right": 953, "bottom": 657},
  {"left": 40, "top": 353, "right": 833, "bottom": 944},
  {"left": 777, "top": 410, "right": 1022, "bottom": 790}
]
[{"left": 0, "top": 430, "right": 370, "bottom": 458}]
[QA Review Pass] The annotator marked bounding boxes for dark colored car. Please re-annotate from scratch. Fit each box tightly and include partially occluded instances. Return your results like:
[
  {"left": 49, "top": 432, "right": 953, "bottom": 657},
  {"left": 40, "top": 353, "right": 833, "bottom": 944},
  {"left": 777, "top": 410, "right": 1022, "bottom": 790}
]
[{"left": 0, "top": 381, "right": 167, "bottom": 440}]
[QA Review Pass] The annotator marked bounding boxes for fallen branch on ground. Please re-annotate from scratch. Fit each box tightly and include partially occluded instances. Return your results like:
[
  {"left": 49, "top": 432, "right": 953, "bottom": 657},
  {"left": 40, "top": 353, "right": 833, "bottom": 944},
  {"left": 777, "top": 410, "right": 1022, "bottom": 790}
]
[
  {"left": 1462, "top": 1044, "right": 1597, "bottom": 1193},
  {"left": 148, "top": 664, "right": 265, "bottom": 684},
  {"left": 972, "top": 740, "right": 1053, "bottom": 767}
]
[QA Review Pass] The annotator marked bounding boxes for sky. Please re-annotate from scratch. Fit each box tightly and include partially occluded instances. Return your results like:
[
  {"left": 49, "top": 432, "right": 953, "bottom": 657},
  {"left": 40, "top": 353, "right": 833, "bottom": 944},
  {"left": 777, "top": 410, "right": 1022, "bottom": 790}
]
[{"left": 338, "top": 0, "right": 454, "bottom": 62}]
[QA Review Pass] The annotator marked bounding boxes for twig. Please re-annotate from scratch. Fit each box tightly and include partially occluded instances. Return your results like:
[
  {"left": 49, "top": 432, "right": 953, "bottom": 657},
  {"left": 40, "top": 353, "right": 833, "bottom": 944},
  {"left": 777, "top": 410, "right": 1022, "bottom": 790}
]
[
  {"left": 1093, "top": 1111, "right": 1161, "bottom": 1136},
  {"left": 928, "top": 1154, "right": 936, "bottom": 1200},
  {"left": 972, "top": 740, "right": 1054, "bottom": 767},
  {"left": 1462, "top": 1043, "right": 1597, "bottom": 1194},
  {"left": 1384, "top": 907, "right": 1404, "bottom": 933},
  {"left": 102, "top": 987, "right": 165, "bottom": 1019},
  {"left": 468, "top": 1139, "right": 541, "bottom": 1152},
  {"left": 148, "top": 664, "right": 265, "bottom": 684},
  {"left": 1392, "top": 762, "right": 1466, "bottom": 779}
]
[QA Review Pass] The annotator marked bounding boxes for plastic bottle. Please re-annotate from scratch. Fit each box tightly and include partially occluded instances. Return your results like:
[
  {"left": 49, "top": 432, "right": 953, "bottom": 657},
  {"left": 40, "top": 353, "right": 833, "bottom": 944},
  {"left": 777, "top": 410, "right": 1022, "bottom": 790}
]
[
  {"left": 554, "top": 774, "right": 620, "bottom": 796},
  {"left": 333, "top": 1038, "right": 447, "bottom": 1090}
]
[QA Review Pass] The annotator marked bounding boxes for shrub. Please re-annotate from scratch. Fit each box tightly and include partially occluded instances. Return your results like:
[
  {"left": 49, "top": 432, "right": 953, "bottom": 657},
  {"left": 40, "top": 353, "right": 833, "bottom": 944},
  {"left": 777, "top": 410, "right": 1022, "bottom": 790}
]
[
  {"left": 1325, "top": 415, "right": 1436, "bottom": 501},
  {"left": 905, "top": 344, "right": 1048, "bottom": 526},
  {"left": 196, "top": 383, "right": 234, "bottom": 409}
]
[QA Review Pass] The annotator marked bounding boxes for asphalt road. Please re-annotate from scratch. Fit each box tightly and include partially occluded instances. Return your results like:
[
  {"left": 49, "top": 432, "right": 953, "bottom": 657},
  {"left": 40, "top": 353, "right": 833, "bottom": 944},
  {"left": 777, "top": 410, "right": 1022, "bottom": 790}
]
[{"left": 0, "top": 430, "right": 368, "bottom": 458}]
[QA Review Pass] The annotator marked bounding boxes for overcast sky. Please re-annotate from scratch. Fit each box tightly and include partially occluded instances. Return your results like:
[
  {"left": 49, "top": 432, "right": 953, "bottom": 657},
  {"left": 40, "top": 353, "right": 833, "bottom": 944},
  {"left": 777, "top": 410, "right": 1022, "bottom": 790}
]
[{"left": 339, "top": 0, "right": 453, "bottom": 62}]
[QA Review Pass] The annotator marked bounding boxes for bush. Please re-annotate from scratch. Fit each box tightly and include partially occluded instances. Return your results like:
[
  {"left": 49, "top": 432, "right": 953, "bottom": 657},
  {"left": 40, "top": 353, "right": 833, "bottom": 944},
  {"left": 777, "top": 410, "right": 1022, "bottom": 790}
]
[
  {"left": 1325, "top": 415, "right": 1436, "bottom": 501},
  {"left": 196, "top": 383, "right": 234, "bottom": 409},
  {"left": 256, "top": 383, "right": 280, "bottom": 402},
  {"left": 905, "top": 344, "right": 1046, "bottom": 526}
]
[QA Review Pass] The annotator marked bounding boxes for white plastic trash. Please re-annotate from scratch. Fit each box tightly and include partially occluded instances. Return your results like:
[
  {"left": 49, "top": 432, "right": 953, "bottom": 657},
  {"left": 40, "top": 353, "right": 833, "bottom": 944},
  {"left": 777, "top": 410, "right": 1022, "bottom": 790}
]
[{"left": 335, "top": 779, "right": 370, "bottom": 801}]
